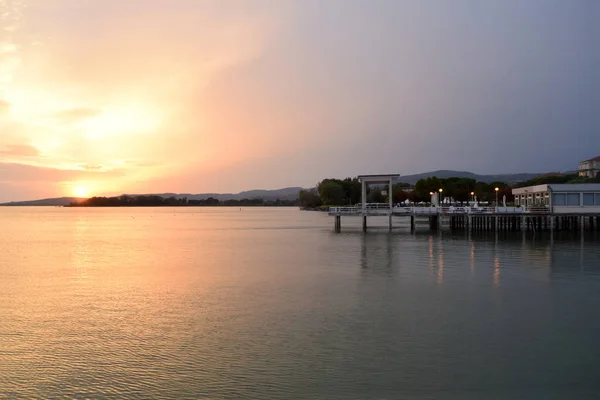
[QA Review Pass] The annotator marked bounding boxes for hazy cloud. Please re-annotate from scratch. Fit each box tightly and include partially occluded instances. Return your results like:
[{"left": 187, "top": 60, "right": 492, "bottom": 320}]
[
  {"left": 52, "top": 108, "right": 101, "bottom": 124},
  {"left": 0, "top": 144, "right": 40, "bottom": 157},
  {"left": 0, "top": 162, "right": 124, "bottom": 182},
  {"left": 79, "top": 163, "right": 103, "bottom": 171},
  {"left": 0, "top": 99, "right": 10, "bottom": 112}
]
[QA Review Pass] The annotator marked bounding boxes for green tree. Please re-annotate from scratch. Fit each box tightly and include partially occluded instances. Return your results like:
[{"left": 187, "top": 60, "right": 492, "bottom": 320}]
[
  {"left": 414, "top": 176, "right": 442, "bottom": 200},
  {"left": 341, "top": 177, "right": 362, "bottom": 204},
  {"left": 318, "top": 179, "right": 346, "bottom": 205},
  {"left": 299, "top": 189, "right": 322, "bottom": 208},
  {"left": 367, "top": 188, "right": 385, "bottom": 203},
  {"left": 392, "top": 184, "right": 410, "bottom": 203}
]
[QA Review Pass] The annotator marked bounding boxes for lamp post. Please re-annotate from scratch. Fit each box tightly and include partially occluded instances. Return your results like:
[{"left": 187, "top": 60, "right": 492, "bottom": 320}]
[
  {"left": 438, "top": 188, "right": 443, "bottom": 206},
  {"left": 470, "top": 191, "right": 475, "bottom": 204},
  {"left": 495, "top": 187, "right": 499, "bottom": 210}
]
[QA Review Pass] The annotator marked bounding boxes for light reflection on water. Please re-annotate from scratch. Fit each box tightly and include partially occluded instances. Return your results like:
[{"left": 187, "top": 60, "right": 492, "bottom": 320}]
[{"left": 1, "top": 207, "right": 600, "bottom": 399}]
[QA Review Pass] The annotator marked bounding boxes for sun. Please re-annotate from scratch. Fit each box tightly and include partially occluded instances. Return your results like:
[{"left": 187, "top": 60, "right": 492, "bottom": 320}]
[{"left": 73, "top": 185, "right": 91, "bottom": 198}]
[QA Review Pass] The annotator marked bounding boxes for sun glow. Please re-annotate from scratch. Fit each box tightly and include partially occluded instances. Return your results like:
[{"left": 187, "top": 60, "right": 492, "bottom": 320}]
[
  {"left": 73, "top": 185, "right": 91, "bottom": 198},
  {"left": 80, "top": 105, "right": 162, "bottom": 140}
]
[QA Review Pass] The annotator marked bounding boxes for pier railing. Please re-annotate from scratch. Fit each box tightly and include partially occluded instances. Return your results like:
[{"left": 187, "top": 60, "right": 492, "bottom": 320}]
[{"left": 328, "top": 205, "right": 529, "bottom": 216}]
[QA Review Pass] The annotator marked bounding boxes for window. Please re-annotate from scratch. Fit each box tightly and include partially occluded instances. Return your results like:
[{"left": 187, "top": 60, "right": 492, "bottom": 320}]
[
  {"left": 553, "top": 193, "right": 566, "bottom": 206},
  {"left": 596, "top": 193, "right": 600, "bottom": 206},
  {"left": 567, "top": 193, "right": 580, "bottom": 206},
  {"left": 583, "top": 193, "right": 595, "bottom": 206}
]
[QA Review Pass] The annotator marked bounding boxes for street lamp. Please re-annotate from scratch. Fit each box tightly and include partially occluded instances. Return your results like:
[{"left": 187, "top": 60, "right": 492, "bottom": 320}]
[
  {"left": 438, "top": 188, "right": 443, "bottom": 205},
  {"left": 470, "top": 191, "right": 475, "bottom": 204},
  {"left": 495, "top": 187, "right": 499, "bottom": 209}
]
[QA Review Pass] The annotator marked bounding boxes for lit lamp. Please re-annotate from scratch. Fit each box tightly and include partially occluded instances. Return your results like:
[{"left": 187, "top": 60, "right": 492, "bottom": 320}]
[
  {"left": 438, "top": 188, "right": 443, "bottom": 205},
  {"left": 470, "top": 191, "right": 475, "bottom": 203},
  {"left": 495, "top": 187, "right": 499, "bottom": 208}
]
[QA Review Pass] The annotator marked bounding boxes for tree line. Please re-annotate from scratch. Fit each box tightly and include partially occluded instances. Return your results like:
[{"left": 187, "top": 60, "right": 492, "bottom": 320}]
[
  {"left": 299, "top": 173, "right": 600, "bottom": 208},
  {"left": 68, "top": 195, "right": 297, "bottom": 207}
]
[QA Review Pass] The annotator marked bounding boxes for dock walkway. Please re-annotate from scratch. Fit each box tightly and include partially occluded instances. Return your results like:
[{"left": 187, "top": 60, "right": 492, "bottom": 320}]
[{"left": 329, "top": 205, "right": 600, "bottom": 233}]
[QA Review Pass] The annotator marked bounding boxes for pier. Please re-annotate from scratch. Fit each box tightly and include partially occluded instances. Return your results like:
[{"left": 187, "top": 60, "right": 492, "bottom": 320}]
[
  {"left": 329, "top": 175, "right": 600, "bottom": 233},
  {"left": 330, "top": 205, "right": 600, "bottom": 233}
]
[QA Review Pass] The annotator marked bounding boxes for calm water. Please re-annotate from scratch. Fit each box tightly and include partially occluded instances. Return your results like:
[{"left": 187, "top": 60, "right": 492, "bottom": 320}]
[{"left": 2, "top": 207, "right": 600, "bottom": 399}]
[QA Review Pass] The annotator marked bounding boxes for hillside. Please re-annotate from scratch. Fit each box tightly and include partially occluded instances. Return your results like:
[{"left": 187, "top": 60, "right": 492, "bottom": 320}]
[
  {"left": 0, "top": 197, "right": 85, "bottom": 206},
  {"left": 1, "top": 172, "right": 560, "bottom": 206},
  {"left": 136, "top": 187, "right": 303, "bottom": 202},
  {"left": 398, "top": 170, "right": 542, "bottom": 185},
  {"left": 1, "top": 187, "right": 303, "bottom": 206}
]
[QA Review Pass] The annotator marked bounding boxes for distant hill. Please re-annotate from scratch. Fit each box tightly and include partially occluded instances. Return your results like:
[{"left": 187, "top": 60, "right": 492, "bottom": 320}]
[
  {"left": 397, "top": 170, "right": 542, "bottom": 185},
  {"left": 1, "top": 172, "right": 564, "bottom": 206},
  {"left": 135, "top": 187, "right": 303, "bottom": 202},
  {"left": 0, "top": 187, "right": 304, "bottom": 206},
  {"left": 0, "top": 197, "right": 85, "bottom": 206}
]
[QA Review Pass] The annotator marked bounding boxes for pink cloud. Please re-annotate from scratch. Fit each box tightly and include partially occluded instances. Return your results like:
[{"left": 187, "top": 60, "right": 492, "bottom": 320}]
[
  {"left": 0, "top": 144, "right": 40, "bottom": 157},
  {"left": 0, "top": 162, "right": 125, "bottom": 182},
  {"left": 0, "top": 100, "right": 10, "bottom": 113},
  {"left": 52, "top": 108, "right": 101, "bottom": 124}
]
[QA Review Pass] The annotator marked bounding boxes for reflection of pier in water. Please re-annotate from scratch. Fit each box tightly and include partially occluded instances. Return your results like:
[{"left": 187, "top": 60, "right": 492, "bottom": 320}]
[{"left": 350, "top": 230, "right": 600, "bottom": 285}]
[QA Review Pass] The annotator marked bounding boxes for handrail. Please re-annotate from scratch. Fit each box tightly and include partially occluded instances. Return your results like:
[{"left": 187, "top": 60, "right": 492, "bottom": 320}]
[{"left": 329, "top": 206, "right": 529, "bottom": 215}]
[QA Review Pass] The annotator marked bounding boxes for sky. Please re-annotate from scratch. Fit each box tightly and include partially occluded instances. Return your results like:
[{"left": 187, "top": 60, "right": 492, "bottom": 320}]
[{"left": 0, "top": 0, "right": 598, "bottom": 201}]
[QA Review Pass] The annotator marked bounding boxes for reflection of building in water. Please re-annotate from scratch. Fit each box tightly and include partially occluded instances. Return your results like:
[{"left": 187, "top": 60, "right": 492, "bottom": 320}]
[
  {"left": 438, "top": 250, "right": 444, "bottom": 284},
  {"left": 470, "top": 242, "right": 475, "bottom": 274},
  {"left": 360, "top": 233, "right": 393, "bottom": 274},
  {"left": 546, "top": 233, "right": 600, "bottom": 274}
]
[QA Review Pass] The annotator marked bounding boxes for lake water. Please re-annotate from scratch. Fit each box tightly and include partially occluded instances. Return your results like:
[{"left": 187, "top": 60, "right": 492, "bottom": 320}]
[{"left": 2, "top": 207, "right": 600, "bottom": 399}]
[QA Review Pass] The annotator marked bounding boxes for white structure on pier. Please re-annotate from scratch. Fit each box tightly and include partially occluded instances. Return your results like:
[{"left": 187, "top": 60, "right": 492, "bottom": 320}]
[
  {"left": 512, "top": 183, "right": 600, "bottom": 213},
  {"left": 354, "top": 174, "right": 399, "bottom": 231},
  {"left": 357, "top": 174, "right": 399, "bottom": 213}
]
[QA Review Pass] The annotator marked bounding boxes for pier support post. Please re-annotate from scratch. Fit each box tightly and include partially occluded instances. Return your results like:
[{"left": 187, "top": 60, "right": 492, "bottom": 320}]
[
  {"left": 411, "top": 215, "right": 415, "bottom": 232},
  {"left": 362, "top": 215, "right": 367, "bottom": 232},
  {"left": 334, "top": 215, "right": 341, "bottom": 232},
  {"left": 388, "top": 215, "right": 393, "bottom": 231}
]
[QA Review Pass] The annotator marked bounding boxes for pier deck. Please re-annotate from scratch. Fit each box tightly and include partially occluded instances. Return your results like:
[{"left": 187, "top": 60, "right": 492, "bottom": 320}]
[{"left": 329, "top": 205, "right": 600, "bottom": 233}]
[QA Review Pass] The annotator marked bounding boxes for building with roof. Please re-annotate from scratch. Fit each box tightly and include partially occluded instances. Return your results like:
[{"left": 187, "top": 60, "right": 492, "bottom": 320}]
[
  {"left": 513, "top": 183, "right": 600, "bottom": 213},
  {"left": 578, "top": 156, "right": 600, "bottom": 178}
]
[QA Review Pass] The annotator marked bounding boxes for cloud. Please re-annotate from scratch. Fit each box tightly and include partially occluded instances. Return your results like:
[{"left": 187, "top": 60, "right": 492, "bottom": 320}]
[
  {"left": 0, "top": 144, "right": 40, "bottom": 157},
  {"left": 0, "top": 162, "right": 124, "bottom": 182},
  {"left": 0, "top": 100, "right": 10, "bottom": 113},
  {"left": 79, "top": 163, "right": 103, "bottom": 171},
  {"left": 52, "top": 107, "right": 101, "bottom": 124}
]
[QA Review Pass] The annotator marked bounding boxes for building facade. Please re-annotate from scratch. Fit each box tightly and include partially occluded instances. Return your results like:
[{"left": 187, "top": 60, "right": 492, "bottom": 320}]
[
  {"left": 578, "top": 156, "right": 600, "bottom": 178},
  {"left": 513, "top": 184, "right": 600, "bottom": 214}
]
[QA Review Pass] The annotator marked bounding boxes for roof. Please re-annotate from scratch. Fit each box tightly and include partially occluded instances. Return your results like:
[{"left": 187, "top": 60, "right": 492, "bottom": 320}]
[
  {"left": 513, "top": 183, "right": 600, "bottom": 194},
  {"left": 357, "top": 174, "right": 400, "bottom": 183},
  {"left": 581, "top": 156, "right": 600, "bottom": 162},
  {"left": 357, "top": 174, "right": 400, "bottom": 178}
]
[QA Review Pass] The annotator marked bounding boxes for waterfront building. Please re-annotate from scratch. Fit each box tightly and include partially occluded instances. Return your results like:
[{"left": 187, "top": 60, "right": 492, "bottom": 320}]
[
  {"left": 578, "top": 156, "right": 600, "bottom": 178},
  {"left": 512, "top": 184, "right": 600, "bottom": 213}
]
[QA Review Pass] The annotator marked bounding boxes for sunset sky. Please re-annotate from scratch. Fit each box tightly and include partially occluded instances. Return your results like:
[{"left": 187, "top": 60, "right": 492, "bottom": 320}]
[{"left": 1, "top": 0, "right": 598, "bottom": 201}]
